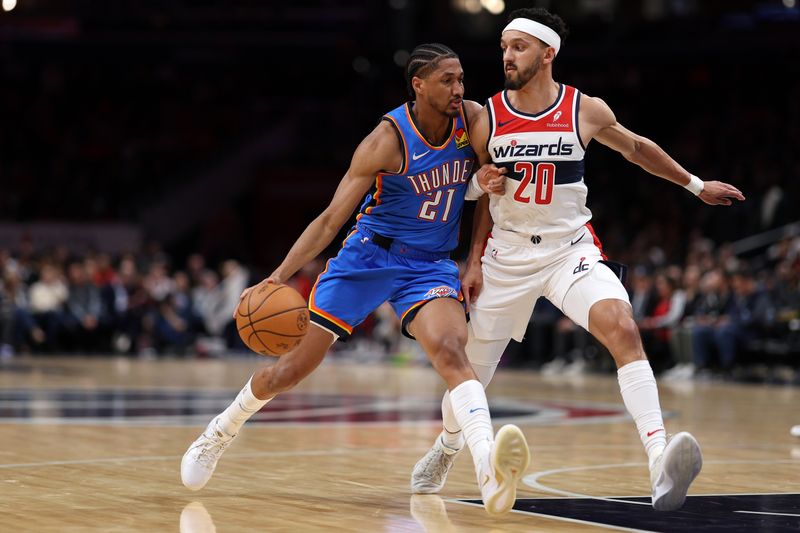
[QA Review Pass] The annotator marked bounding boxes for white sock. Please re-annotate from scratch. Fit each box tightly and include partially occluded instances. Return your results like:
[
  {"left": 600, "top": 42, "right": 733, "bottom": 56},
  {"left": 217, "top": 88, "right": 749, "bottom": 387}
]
[
  {"left": 440, "top": 393, "right": 464, "bottom": 453},
  {"left": 617, "top": 360, "right": 667, "bottom": 469},
  {"left": 440, "top": 360, "right": 498, "bottom": 449},
  {"left": 439, "top": 333, "right": 506, "bottom": 444},
  {"left": 449, "top": 380, "right": 494, "bottom": 481},
  {"left": 217, "top": 376, "right": 271, "bottom": 436}
]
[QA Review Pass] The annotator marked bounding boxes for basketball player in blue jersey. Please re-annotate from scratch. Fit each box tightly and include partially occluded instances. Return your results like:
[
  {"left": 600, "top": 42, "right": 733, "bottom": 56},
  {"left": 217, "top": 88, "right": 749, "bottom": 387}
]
[
  {"left": 181, "top": 43, "right": 529, "bottom": 516},
  {"left": 411, "top": 9, "right": 745, "bottom": 512}
]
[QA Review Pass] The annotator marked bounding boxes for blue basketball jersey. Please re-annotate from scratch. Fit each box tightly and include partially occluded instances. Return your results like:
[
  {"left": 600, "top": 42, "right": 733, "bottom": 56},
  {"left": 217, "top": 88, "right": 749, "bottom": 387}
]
[{"left": 356, "top": 102, "right": 476, "bottom": 253}]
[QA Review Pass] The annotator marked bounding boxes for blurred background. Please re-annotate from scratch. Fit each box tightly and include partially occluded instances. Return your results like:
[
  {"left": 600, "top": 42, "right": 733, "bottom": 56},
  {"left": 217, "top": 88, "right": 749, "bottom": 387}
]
[{"left": 0, "top": 0, "right": 798, "bottom": 383}]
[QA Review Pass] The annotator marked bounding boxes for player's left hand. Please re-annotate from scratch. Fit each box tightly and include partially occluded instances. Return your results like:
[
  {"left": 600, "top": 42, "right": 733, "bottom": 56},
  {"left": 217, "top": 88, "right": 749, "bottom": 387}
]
[
  {"left": 461, "top": 261, "right": 483, "bottom": 312},
  {"left": 476, "top": 164, "right": 507, "bottom": 195},
  {"left": 698, "top": 180, "right": 745, "bottom": 206}
]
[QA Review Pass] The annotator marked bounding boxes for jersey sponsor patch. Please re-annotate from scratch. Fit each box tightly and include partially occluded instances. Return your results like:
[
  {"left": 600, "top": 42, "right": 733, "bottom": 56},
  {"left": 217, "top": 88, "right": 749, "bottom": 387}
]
[
  {"left": 455, "top": 127, "right": 470, "bottom": 149},
  {"left": 424, "top": 285, "right": 457, "bottom": 299}
]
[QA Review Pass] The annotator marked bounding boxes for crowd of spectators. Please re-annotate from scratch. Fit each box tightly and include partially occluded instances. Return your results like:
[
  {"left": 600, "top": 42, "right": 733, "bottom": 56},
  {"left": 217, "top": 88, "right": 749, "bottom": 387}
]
[
  {"left": 1, "top": 231, "right": 798, "bottom": 384},
  {"left": 511, "top": 233, "right": 800, "bottom": 382},
  {"left": 0, "top": 244, "right": 251, "bottom": 358}
]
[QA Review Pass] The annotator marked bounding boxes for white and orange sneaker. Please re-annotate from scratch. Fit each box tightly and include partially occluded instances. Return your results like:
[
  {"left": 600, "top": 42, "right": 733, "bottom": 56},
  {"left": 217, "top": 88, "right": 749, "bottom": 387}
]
[{"left": 481, "top": 424, "right": 531, "bottom": 516}]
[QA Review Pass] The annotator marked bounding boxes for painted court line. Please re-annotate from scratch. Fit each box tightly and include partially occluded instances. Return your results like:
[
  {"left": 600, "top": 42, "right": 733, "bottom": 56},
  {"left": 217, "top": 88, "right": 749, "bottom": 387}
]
[{"left": 0, "top": 446, "right": 430, "bottom": 470}]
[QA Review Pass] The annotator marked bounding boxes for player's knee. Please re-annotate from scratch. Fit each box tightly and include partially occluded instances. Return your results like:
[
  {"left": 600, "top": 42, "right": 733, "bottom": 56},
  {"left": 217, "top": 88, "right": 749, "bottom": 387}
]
[
  {"left": 429, "top": 334, "right": 469, "bottom": 370},
  {"left": 594, "top": 305, "right": 640, "bottom": 349}
]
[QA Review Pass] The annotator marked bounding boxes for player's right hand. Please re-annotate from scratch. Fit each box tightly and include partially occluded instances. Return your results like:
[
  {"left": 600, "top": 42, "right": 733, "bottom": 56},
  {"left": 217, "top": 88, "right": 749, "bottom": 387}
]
[
  {"left": 476, "top": 164, "right": 507, "bottom": 195},
  {"left": 461, "top": 261, "right": 483, "bottom": 312},
  {"left": 232, "top": 278, "right": 277, "bottom": 319},
  {"left": 233, "top": 285, "right": 255, "bottom": 319}
]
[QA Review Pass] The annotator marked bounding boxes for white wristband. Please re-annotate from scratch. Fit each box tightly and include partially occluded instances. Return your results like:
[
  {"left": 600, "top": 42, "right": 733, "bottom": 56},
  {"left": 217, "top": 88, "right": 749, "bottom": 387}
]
[
  {"left": 684, "top": 174, "right": 704, "bottom": 196},
  {"left": 465, "top": 173, "right": 485, "bottom": 201}
]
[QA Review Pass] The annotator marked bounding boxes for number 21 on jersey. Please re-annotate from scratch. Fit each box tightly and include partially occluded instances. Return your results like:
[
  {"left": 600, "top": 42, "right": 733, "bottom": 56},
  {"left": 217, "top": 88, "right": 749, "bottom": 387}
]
[
  {"left": 512, "top": 162, "right": 555, "bottom": 205},
  {"left": 418, "top": 188, "right": 456, "bottom": 222}
]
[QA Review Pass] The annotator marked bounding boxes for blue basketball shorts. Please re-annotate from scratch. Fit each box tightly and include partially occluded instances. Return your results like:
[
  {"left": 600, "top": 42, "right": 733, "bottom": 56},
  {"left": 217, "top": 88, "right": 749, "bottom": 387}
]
[{"left": 309, "top": 226, "right": 464, "bottom": 340}]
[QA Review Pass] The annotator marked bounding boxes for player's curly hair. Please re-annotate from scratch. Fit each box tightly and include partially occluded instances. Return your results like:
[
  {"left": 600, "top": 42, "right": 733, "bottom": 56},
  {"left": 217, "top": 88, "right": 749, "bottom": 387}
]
[
  {"left": 405, "top": 43, "right": 459, "bottom": 97},
  {"left": 507, "top": 7, "right": 569, "bottom": 46}
]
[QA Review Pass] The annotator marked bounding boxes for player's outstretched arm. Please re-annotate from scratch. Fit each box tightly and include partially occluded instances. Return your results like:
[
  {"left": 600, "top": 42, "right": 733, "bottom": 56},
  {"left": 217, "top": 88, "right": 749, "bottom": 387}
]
[{"left": 585, "top": 95, "right": 745, "bottom": 206}]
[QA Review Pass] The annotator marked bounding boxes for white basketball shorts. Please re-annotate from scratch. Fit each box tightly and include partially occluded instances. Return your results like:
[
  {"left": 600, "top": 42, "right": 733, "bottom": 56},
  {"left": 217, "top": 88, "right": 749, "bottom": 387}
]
[{"left": 469, "top": 225, "right": 630, "bottom": 342}]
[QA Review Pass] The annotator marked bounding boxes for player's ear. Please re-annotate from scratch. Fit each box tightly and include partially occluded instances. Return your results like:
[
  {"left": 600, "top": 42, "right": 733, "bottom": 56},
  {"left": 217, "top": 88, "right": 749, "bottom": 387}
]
[
  {"left": 411, "top": 75, "right": 424, "bottom": 97},
  {"left": 542, "top": 46, "right": 556, "bottom": 65}
]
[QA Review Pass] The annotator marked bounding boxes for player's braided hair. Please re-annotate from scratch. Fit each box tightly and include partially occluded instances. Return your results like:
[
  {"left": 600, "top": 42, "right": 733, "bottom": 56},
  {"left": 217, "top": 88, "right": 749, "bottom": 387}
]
[{"left": 405, "top": 43, "right": 458, "bottom": 97}]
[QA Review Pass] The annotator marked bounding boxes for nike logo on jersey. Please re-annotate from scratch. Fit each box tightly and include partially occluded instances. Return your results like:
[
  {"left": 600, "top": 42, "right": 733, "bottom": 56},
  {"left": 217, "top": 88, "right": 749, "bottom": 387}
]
[
  {"left": 570, "top": 232, "right": 585, "bottom": 246},
  {"left": 469, "top": 407, "right": 487, "bottom": 414},
  {"left": 497, "top": 118, "right": 516, "bottom": 128},
  {"left": 360, "top": 237, "right": 369, "bottom": 244},
  {"left": 647, "top": 428, "right": 665, "bottom": 437},
  {"left": 412, "top": 150, "right": 430, "bottom": 161}
]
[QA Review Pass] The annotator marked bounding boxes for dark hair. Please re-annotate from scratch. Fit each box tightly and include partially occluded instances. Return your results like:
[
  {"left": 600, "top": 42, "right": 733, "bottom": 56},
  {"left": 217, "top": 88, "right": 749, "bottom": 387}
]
[
  {"left": 507, "top": 8, "right": 569, "bottom": 47},
  {"left": 405, "top": 43, "right": 458, "bottom": 97}
]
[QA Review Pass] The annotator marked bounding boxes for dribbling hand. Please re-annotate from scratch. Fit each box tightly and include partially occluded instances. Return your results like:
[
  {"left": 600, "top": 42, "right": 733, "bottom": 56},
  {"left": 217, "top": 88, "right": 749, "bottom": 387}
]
[
  {"left": 232, "top": 277, "right": 278, "bottom": 319},
  {"left": 698, "top": 180, "right": 745, "bottom": 206},
  {"left": 476, "top": 164, "right": 507, "bottom": 195}
]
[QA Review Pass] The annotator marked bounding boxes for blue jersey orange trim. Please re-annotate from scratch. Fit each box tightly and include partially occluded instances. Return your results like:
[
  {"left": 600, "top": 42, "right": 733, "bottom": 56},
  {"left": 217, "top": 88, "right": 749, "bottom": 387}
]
[
  {"left": 381, "top": 115, "right": 409, "bottom": 175},
  {"left": 404, "top": 102, "right": 456, "bottom": 150}
]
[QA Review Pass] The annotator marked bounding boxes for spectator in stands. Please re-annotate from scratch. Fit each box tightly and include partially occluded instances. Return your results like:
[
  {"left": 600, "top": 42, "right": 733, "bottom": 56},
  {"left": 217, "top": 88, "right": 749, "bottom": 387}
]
[
  {"left": 691, "top": 269, "right": 736, "bottom": 376},
  {"left": 639, "top": 272, "right": 686, "bottom": 370},
  {"left": 218, "top": 260, "right": 248, "bottom": 349},
  {"left": 62, "top": 261, "right": 106, "bottom": 351},
  {"left": 29, "top": 263, "right": 68, "bottom": 351}
]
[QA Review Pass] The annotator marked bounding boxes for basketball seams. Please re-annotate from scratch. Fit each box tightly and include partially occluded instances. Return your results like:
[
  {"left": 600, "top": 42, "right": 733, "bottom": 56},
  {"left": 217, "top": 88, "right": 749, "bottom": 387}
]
[
  {"left": 247, "top": 329, "right": 276, "bottom": 356},
  {"left": 237, "top": 306, "right": 309, "bottom": 331},
  {"left": 235, "top": 282, "right": 308, "bottom": 356},
  {"left": 239, "top": 284, "right": 288, "bottom": 318}
]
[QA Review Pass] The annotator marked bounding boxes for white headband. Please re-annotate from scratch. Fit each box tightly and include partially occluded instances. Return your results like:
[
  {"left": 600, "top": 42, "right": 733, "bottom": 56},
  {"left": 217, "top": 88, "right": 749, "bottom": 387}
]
[{"left": 503, "top": 18, "right": 561, "bottom": 56}]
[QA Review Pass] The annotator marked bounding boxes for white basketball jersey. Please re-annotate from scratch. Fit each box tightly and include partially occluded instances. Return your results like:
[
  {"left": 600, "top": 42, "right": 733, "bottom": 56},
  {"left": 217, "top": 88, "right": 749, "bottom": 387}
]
[{"left": 486, "top": 84, "right": 591, "bottom": 240}]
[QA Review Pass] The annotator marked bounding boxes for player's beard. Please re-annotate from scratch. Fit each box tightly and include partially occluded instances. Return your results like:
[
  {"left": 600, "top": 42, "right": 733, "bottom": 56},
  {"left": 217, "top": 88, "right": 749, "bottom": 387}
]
[{"left": 504, "top": 55, "right": 542, "bottom": 90}]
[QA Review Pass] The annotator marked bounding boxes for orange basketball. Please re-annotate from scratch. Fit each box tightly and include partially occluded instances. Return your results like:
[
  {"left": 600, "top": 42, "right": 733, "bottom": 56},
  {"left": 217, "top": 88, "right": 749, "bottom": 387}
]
[{"left": 235, "top": 282, "right": 309, "bottom": 356}]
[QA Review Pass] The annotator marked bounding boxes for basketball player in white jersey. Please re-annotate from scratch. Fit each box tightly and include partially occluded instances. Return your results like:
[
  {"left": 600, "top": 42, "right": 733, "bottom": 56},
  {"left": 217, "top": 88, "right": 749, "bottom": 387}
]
[{"left": 411, "top": 8, "right": 745, "bottom": 512}]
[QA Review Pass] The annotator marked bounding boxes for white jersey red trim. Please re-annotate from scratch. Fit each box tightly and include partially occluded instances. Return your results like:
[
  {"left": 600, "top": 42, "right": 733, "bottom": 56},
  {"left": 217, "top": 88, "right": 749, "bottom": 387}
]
[{"left": 486, "top": 84, "right": 592, "bottom": 241}]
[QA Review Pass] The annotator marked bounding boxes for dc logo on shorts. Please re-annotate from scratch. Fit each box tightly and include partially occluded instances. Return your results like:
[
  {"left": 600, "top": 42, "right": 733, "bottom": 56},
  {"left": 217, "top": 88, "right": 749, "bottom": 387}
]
[
  {"left": 573, "top": 257, "right": 589, "bottom": 274},
  {"left": 425, "top": 285, "right": 457, "bottom": 299}
]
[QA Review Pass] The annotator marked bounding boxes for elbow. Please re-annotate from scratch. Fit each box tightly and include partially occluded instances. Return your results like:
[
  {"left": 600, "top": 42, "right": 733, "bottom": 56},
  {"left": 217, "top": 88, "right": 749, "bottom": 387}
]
[{"left": 317, "top": 210, "right": 345, "bottom": 236}]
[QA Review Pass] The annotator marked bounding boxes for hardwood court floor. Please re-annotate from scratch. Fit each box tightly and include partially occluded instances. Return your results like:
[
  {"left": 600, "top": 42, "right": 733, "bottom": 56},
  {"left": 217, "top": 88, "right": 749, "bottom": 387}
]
[{"left": 0, "top": 356, "right": 798, "bottom": 532}]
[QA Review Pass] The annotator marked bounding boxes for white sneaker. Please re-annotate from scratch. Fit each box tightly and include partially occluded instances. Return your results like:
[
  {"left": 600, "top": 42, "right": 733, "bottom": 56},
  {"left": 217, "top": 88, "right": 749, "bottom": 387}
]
[
  {"left": 181, "top": 417, "right": 237, "bottom": 491},
  {"left": 411, "top": 433, "right": 462, "bottom": 494},
  {"left": 650, "top": 432, "right": 702, "bottom": 511},
  {"left": 481, "top": 424, "right": 530, "bottom": 516}
]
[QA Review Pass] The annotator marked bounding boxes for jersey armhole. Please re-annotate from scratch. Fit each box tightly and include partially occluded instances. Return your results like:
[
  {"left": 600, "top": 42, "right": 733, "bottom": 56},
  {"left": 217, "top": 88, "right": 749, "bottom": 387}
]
[
  {"left": 574, "top": 89, "right": 587, "bottom": 151},
  {"left": 485, "top": 97, "right": 496, "bottom": 155},
  {"left": 379, "top": 116, "right": 407, "bottom": 175}
]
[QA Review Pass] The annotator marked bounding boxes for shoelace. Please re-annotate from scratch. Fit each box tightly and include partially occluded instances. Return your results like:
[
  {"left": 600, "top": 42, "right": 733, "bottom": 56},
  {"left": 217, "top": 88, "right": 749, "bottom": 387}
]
[
  {"left": 420, "top": 448, "right": 452, "bottom": 482},
  {"left": 195, "top": 433, "right": 231, "bottom": 468}
]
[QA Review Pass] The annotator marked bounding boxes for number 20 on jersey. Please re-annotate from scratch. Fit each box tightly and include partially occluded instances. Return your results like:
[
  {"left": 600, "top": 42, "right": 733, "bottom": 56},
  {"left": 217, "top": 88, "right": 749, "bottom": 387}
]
[{"left": 512, "top": 162, "right": 555, "bottom": 205}]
